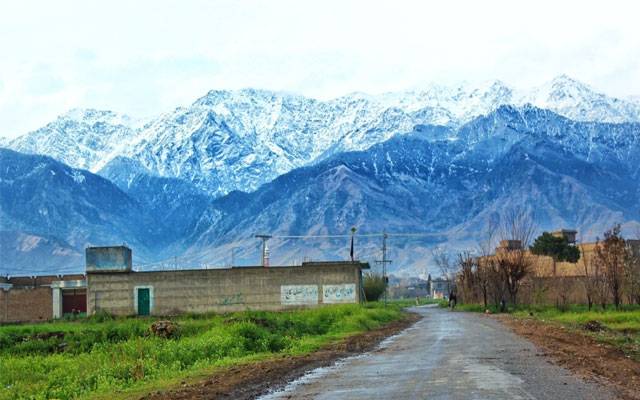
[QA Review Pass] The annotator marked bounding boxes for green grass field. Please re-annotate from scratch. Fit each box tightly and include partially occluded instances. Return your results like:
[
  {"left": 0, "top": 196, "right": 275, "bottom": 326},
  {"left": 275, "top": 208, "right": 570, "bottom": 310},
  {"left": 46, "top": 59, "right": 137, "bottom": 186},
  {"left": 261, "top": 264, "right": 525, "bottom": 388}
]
[{"left": 0, "top": 303, "right": 405, "bottom": 400}]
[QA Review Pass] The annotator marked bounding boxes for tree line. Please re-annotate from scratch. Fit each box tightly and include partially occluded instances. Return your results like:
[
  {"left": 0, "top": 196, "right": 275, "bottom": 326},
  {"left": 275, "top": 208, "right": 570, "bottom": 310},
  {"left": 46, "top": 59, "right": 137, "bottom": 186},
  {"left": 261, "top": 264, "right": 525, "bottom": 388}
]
[{"left": 444, "top": 213, "right": 640, "bottom": 311}]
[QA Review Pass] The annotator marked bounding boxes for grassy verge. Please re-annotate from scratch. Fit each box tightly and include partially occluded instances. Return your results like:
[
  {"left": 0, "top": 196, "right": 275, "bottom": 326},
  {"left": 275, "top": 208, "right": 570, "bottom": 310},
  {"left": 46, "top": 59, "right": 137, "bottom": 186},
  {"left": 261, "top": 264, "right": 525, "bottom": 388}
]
[
  {"left": 382, "top": 297, "right": 443, "bottom": 308},
  {"left": 0, "top": 303, "right": 406, "bottom": 400},
  {"left": 511, "top": 305, "right": 640, "bottom": 361},
  {"left": 448, "top": 302, "right": 640, "bottom": 361}
]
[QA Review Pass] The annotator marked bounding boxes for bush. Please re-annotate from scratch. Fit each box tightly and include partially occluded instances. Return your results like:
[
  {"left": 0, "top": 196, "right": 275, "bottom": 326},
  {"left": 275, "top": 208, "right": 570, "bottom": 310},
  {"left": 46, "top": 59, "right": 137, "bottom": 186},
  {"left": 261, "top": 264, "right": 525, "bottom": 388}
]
[{"left": 363, "top": 272, "right": 386, "bottom": 301}]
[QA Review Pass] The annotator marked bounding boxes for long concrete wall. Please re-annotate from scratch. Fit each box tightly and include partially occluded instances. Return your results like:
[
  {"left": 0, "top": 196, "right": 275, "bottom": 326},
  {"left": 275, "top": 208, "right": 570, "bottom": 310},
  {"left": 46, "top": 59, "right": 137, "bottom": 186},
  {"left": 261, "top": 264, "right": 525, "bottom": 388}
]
[{"left": 87, "top": 263, "right": 365, "bottom": 316}]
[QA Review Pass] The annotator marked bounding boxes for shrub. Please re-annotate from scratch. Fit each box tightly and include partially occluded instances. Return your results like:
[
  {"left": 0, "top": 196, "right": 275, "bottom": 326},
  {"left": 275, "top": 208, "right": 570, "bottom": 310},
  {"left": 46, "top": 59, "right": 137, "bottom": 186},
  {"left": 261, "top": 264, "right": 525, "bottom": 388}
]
[{"left": 363, "top": 272, "right": 386, "bottom": 301}]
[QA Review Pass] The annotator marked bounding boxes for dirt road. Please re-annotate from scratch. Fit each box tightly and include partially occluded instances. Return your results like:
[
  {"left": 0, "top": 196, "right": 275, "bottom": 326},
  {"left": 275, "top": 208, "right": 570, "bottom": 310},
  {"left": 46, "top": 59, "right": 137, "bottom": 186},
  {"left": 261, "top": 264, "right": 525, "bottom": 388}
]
[{"left": 260, "top": 305, "right": 619, "bottom": 400}]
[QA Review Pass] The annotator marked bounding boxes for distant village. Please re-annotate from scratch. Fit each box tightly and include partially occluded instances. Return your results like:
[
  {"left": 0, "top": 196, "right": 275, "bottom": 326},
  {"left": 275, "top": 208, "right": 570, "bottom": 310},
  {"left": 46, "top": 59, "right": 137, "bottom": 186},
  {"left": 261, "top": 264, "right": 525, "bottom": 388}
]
[{"left": 2, "top": 225, "right": 639, "bottom": 323}]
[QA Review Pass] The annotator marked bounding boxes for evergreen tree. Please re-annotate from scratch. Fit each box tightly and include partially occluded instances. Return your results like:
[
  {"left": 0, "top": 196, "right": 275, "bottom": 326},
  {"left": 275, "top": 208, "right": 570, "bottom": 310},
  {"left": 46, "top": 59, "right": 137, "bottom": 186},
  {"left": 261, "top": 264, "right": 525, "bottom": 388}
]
[{"left": 530, "top": 232, "right": 580, "bottom": 263}]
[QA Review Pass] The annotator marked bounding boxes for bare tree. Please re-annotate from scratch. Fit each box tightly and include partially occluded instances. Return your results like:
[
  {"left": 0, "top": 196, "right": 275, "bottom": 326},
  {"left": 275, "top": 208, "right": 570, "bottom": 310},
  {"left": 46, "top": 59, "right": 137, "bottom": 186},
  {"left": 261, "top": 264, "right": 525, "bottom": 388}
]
[
  {"left": 497, "top": 208, "right": 537, "bottom": 306},
  {"left": 475, "top": 258, "right": 493, "bottom": 309},
  {"left": 476, "top": 221, "right": 501, "bottom": 310},
  {"left": 579, "top": 243, "right": 598, "bottom": 310},
  {"left": 456, "top": 251, "right": 478, "bottom": 304},
  {"left": 497, "top": 248, "right": 532, "bottom": 306},
  {"left": 623, "top": 237, "right": 640, "bottom": 305},
  {"left": 432, "top": 246, "right": 456, "bottom": 296},
  {"left": 499, "top": 208, "right": 537, "bottom": 249},
  {"left": 554, "top": 276, "right": 574, "bottom": 311},
  {"left": 594, "top": 225, "right": 626, "bottom": 309}
]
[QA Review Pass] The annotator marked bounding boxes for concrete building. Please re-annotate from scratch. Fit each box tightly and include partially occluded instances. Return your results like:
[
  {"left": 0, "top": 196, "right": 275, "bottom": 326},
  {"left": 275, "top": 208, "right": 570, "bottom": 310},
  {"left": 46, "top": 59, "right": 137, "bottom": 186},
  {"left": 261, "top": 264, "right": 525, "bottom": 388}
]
[
  {"left": 552, "top": 229, "right": 577, "bottom": 244},
  {"left": 87, "top": 246, "right": 369, "bottom": 316},
  {"left": 479, "top": 230, "right": 640, "bottom": 305},
  {"left": 0, "top": 274, "right": 87, "bottom": 323},
  {"left": 428, "top": 276, "right": 452, "bottom": 299},
  {"left": 496, "top": 240, "right": 523, "bottom": 254}
]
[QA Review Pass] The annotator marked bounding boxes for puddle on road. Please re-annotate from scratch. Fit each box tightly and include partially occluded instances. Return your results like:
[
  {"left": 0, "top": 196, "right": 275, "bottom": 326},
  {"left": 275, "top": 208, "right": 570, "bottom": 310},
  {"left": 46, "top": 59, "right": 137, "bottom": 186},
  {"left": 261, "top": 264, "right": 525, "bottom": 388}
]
[{"left": 258, "top": 327, "right": 410, "bottom": 400}]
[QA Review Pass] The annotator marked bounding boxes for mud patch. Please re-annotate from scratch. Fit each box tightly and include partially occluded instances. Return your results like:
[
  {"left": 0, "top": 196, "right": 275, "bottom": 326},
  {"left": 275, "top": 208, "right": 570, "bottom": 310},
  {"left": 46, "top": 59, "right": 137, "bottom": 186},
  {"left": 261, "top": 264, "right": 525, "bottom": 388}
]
[
  {"left": 496, "top": 315, "right": 640, "bottom": 400},
  {"left": 141, "top": 312, "right": 420, "bottom": 400}
]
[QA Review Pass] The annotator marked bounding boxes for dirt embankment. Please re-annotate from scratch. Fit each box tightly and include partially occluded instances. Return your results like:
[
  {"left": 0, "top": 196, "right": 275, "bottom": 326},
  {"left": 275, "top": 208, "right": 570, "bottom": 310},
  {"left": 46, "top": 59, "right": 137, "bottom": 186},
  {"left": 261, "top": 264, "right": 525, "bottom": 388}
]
[
  {"left": 497, "top": 315, "right": 640, "bottom": 400},
  {"left": 141, "top": 313, "right": 421, "bottom": 400}
]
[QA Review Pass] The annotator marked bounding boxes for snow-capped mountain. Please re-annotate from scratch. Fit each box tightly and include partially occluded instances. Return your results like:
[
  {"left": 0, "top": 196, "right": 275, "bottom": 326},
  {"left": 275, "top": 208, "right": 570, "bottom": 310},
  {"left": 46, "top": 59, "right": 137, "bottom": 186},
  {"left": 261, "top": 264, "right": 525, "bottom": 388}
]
[
  {"left": 4, "top": 76, "right": 639, "bottom": 197},
  {"left": 518, "top": 75, "right": 640, "bottom": 123},
  {"left": 2, "top": 105, "right": 639, "bottom": 274},
  {"left": 6, "top": 109, "right": 141, "bottom": 172},
  {"left": 178, "top": 105, "right": 640, "bottom": 270},
  {"left": 122, "top": 89, "right": 448, "bottom": 195}
]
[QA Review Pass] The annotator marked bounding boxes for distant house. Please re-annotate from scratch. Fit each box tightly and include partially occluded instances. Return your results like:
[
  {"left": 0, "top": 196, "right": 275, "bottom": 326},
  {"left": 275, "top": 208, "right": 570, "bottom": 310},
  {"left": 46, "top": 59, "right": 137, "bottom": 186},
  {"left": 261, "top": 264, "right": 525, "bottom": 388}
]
[
  {"left": 427, "top": 275, "right": 451, "bottom": 299},
  {"left": 479, "top": 229, "right": 640, "bottom": 304},
  {"left": 0, "top": 274, "right": 87, "bottom": 323}
]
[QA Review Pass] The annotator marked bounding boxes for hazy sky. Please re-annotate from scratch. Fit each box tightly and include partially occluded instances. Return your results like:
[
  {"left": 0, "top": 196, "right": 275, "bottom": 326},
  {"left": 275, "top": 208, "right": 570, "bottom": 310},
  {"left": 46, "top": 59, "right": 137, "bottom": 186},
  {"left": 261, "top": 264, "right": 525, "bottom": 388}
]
[{"left": 1, "top": 0, "right": 638, "bottom": 138}]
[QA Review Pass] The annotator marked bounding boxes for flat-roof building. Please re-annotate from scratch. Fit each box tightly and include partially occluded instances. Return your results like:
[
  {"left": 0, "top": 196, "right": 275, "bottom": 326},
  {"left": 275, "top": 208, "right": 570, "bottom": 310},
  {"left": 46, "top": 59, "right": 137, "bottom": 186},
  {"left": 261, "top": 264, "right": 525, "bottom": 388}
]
[{"left": 86, "top": 247, "right": 369, "bottom": 316}]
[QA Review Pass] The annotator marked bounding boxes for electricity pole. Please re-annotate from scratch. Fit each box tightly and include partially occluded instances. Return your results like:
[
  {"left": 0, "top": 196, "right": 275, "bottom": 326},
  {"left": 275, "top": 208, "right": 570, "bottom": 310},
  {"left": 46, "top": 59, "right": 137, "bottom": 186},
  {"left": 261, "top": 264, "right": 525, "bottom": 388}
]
[
  {"left": 375, "top": 232, "right": 392, "bottom": 306},
  {"left": 255, "top": 235, "right": 272, "bottom": 267},
  {"left": 231, "top": 246, "right": 239, "bottom": 267}
]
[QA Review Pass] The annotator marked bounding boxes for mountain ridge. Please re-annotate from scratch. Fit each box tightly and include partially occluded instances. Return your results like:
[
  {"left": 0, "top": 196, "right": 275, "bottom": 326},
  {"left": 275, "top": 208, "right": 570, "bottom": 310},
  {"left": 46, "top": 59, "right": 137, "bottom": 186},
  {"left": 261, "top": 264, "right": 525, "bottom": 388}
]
[{"left": 5, "top": 76, "right": 640, "bottom": 197}]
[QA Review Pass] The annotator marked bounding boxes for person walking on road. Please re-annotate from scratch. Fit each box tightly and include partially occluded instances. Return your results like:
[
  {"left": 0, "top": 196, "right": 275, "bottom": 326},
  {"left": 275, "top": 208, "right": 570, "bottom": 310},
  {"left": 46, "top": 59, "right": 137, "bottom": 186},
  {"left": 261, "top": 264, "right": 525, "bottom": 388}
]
[{"left": 448, "top": 292, "right": 457, "bottom": 309}]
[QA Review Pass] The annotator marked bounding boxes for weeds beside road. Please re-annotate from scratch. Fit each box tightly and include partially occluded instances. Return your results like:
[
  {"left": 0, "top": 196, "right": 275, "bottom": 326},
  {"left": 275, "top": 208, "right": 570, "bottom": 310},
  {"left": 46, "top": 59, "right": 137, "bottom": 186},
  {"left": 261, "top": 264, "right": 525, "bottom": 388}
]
[
  {"left": 444, "top": 302, "right": 640, "bottom": 361},
  {"left": 440, "top": 302, "right": 640, "bottom": 398},
  {"left": 0, "top": 303, "right": 407, "bottom": 400}
]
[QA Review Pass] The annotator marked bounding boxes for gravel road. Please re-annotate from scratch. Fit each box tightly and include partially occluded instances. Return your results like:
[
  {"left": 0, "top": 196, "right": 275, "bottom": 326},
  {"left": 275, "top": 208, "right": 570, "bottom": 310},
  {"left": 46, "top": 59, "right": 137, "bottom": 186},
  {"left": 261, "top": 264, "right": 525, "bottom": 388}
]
[{"left": 260, "top": 305, "right": 618, "bottom": 400}]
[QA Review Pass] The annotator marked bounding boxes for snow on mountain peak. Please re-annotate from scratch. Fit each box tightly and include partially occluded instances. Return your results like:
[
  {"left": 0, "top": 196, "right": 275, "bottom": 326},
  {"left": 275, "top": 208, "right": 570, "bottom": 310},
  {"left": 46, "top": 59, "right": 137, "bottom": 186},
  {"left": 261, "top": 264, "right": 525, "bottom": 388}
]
[
  {"left": 5, "top": 76, "right": 640, "bottom": 198},
  {"left": 518, "top": 75, "right": 640, "bottom": 123},
  {"left": 7, "top": 108, "right": 140, "bottom": 171}
]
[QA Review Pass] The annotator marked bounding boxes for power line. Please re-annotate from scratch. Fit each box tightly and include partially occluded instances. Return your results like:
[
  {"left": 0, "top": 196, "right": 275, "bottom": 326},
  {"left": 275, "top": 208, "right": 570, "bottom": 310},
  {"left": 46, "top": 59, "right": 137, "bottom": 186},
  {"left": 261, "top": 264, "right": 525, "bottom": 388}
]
[{"left": 273, "top": 232, "right": 443, "bottom": 239}]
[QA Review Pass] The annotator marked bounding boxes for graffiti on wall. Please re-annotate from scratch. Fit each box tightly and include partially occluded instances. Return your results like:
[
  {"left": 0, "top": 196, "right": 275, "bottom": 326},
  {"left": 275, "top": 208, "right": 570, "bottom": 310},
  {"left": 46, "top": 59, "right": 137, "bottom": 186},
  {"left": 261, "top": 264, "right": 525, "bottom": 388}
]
[
  {"left": 323, "top": 284, "right": 356, "bottom": 304},
  {"left": 281, "top": 285, "right": 318, "bottom": 305},
  {"left": 219, "top": 293, "right": 244, "bottom": 306}
]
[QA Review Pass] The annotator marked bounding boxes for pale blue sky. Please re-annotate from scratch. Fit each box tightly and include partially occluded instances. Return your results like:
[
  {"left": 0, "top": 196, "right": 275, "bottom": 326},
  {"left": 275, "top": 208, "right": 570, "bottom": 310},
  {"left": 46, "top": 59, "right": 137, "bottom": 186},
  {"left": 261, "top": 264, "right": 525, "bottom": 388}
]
[{"left": 1, "top": 0, "right": 638, "bottom": 138}]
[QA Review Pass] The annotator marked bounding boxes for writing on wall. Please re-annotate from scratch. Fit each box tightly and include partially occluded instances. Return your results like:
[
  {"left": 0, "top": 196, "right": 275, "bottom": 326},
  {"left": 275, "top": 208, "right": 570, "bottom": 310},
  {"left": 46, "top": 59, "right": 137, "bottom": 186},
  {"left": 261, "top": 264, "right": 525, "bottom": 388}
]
[
  {"left": 219, "top": 293, "right": 244, "bottom": 306},
  {"left": 281, "top": 285, "right": 318, "bottom": 305},
  {"left": 323, "top": 284, "right": 356, "bottom": 304}
]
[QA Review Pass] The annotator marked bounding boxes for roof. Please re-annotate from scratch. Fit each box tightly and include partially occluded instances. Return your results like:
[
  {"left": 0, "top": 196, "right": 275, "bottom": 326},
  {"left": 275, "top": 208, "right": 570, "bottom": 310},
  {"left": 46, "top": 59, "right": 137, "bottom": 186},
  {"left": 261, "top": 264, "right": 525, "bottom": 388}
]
[{"left": 301, "top": 261, "right": 370, "bottom": 269}]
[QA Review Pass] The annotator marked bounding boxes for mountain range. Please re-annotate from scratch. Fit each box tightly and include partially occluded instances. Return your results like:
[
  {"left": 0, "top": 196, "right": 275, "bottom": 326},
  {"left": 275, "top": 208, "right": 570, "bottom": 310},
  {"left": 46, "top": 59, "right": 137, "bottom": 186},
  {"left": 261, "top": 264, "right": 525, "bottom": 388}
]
[{"left": 1, "top": 76, "right": 639, "bottom": 276}]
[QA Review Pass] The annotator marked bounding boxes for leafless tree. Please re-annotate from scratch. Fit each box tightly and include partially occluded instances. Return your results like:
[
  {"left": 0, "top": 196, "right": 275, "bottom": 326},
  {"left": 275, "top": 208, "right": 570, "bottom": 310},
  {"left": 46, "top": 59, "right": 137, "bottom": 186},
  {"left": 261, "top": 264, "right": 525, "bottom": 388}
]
[
  {"left": 499, "top": 207, "right": 537, "bottom": 249},
  {"left": 578, "top": 243, "right": 598, "bottom": 310},
  {"left": 498, "top": 249, "right": 532, "bottom": 306},
  {"left": 432, "top": 246, "right": 456, "bottom": 296},
  {"left": 475, "top": 258, "right": 493, "bottom": 309},
  {"left": 623, "top": 236, "right": 640, "bottom": 305},
  {"left": 594, "top": 225, "right": 626, "bottom": 309},
  {"left": 529, "top": 268, "right": 550, "bottom": 306},
  {"left": 456, "top": 251, "right": 478, "bottom": 304},
  {"left": 476, "top": 221, "right": 498, "bottom": 309},
  {"left": 554, "top": 276, "right": 575, "bottom": 311},
  {"left": 497, "top": 208, "right": 537, "bottom": 306}
]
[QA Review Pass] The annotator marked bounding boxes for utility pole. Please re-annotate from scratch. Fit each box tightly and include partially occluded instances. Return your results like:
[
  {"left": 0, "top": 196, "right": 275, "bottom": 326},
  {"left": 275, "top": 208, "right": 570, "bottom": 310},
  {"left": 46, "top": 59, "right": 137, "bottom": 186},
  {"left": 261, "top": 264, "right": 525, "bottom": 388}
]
[
  {"left": 350, "top": 227, "right": 357, "bottom": 261},
  {"left": 255, "top": 235, "right": 272, "bottom": 267},
  {"left": 230, "top": 246, "right": 239, "bottom": 267},
  {"left": 375, "top": 231, "right": 392, "bottom": 306}
]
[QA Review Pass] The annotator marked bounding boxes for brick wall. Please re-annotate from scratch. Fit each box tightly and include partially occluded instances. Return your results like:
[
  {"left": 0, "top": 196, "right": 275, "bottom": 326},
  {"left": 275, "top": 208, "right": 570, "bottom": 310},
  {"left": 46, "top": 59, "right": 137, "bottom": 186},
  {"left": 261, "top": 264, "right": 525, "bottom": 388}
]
[
  {"left": 0, "top": 287, "right": 52, "bottom": 323},
  {"left": 0, "top": 274, "right": 86, "bottom": 324}
]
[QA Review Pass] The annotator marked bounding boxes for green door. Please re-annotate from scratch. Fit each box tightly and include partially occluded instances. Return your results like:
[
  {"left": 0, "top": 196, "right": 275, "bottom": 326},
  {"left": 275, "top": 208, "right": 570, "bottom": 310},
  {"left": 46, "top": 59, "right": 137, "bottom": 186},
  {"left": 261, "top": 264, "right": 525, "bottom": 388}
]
[{"left": 137, "top": 288, "right": 150, "bottom": 316}]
